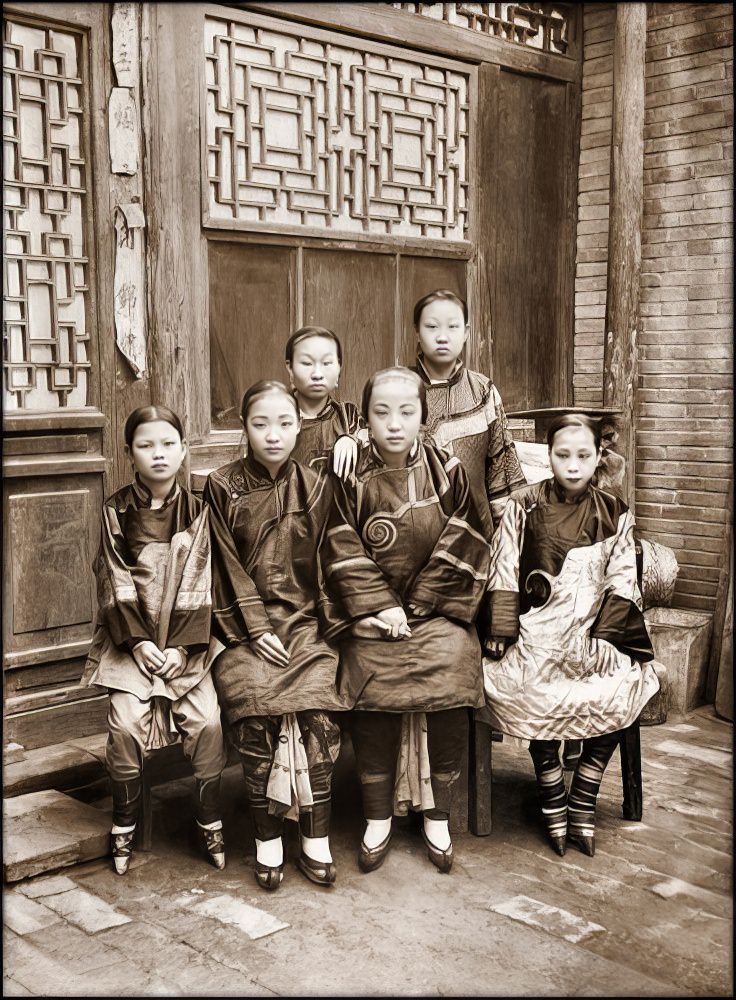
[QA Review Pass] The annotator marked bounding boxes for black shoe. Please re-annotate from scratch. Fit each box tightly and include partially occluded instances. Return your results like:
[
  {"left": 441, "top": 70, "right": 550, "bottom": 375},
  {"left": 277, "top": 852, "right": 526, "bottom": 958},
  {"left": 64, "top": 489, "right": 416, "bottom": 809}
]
[
  {"left": 550, "top": 834, "right": 567, "bottom": 857},
  {"left": 358, "top": 830, "right": 393, "bottom": 873},
  {"left": 111, "top": 829, "right": 135, "bottom": 876},
  {"left": 254, "top": 859, "right": 284, "bottom": 891},
  {"left": 296, "top": 851, "right": 336, "bottom": 887},
  {"left": 421, "top": 828, "right": 453, "bottom": 874},
  {"left": 198, "top": 822, "right": 226, "bottom": 870},
  {"left": 568, "top": 830, "right": 595, "bottom": 857}
]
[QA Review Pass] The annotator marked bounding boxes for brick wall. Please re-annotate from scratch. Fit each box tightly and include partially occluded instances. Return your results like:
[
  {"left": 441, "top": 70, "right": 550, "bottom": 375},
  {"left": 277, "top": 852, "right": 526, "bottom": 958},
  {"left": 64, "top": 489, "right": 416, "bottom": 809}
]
[{"left": 574, "top": 3, "right": 733, "bottom": 613}]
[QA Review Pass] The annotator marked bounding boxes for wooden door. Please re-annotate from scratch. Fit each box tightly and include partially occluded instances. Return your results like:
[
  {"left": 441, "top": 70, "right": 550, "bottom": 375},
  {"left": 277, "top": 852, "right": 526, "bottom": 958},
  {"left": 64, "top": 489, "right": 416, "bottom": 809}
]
[
  {"left": 200, "top": 8, "right": 477, "bottom": 443},
  {"left": 3, "top": 5, "right": 113, "bottom": 749}
]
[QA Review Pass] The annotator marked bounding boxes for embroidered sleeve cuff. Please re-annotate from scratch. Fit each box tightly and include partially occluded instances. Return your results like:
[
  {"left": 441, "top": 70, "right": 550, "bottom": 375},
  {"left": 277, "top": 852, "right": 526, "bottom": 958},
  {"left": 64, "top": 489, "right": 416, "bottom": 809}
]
[
  {"left": 590, "top": 593, "right": 654, "bottom": 662},
  {"left": 490, "top": 590, "right": 520, "bottom": 639}
]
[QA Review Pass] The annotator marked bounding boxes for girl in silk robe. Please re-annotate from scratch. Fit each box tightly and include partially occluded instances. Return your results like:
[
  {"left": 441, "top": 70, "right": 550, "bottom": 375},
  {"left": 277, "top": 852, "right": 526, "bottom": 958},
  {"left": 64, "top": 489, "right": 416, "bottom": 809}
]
[
  {"left": 82, "top": 406, "right": 227, "bottom": 876},
  {"left": 484, "top": 414, "right": 659, "bottom": 858},
  {"left": 205, "top": 381, "right": 349, "bottom": 892},
  {"left": 321, "top": 366, "right": 491, "bottom": 875}
]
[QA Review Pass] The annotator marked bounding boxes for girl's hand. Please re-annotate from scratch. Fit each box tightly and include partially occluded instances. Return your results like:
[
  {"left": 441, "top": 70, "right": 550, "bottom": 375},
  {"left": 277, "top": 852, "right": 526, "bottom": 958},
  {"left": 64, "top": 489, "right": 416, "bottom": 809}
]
[
  {"left": 408, "top": 603, "right": 432, "bottom": 618},
  {"left": 485, "top": 637, "right": 509, "bottom": 660},
  {"left": 158, "top": 647, "right": 188, "bottom": 680},
  {"left": 332, "top": 436, "right": 358, "bottom": 479},
  {"left": 377, "top": 606, "right": 411, "bottom": 640},
  {"left": 132, "top": 640, "right": 166, "bottom": 674},
  {"left": 251, "top": 632, "right": 290, "bottom": 668},
  {"left": 352, "top": 616, "right": 392, "bottom": 639}
]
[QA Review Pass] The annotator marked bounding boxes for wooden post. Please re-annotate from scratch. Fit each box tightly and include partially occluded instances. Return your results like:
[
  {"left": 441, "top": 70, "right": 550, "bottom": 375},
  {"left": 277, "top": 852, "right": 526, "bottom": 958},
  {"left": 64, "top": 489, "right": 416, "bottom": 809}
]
[
  {"left": 602, "top": 3, "right": 647, "bottom": 512},
  {"left": 141, "top": 3, "right": 210, "bottom": 442}
]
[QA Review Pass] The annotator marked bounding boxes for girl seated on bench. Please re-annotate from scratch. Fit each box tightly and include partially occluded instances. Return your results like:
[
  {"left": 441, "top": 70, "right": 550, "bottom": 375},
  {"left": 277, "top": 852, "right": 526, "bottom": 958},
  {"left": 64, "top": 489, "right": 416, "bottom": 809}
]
[
  {"left": 483, "top": 413, "right": 659, "bottom": 857},
  {"left": 82, "top": 406, "right": 227, "bottom": 875}
]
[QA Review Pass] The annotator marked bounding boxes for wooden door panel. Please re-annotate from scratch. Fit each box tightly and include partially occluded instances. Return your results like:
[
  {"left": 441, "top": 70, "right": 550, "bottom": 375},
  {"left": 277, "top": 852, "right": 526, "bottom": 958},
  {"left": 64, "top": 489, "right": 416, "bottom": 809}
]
[
  {"left": 209, "top": 241, "right": 296, "bottom": 428},
  {"left": 397, "top": 257, "right": 468, "bottom": 368},
  {"left": 487, "top": 69, "right": 570, "bottom": 411},
  {"left": 303, "top": 249, "right": 396, "bottom": 408}
]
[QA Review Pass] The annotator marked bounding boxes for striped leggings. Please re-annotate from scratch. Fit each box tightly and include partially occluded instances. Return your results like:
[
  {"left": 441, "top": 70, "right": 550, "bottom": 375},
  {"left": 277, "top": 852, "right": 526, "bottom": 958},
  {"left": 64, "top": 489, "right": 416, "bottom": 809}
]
[{"left": 529, "top": 730, "right": 621, "bottom": 836}]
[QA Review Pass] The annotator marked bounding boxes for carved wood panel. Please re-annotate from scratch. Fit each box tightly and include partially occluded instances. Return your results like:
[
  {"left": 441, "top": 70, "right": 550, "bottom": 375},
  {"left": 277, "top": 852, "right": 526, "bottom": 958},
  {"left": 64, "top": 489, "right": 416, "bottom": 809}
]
[
  {"left": 204, "top": 14, "right": 471, "bottom": 243},
  {"left": 3, "top": 17, "right": 91, "bottom": 411},
  {"left": 9, "top": 489, "right": 92, "bottom": 633},
  {"left": 389, "top": 3, "right": 572, "bottom": 55}
]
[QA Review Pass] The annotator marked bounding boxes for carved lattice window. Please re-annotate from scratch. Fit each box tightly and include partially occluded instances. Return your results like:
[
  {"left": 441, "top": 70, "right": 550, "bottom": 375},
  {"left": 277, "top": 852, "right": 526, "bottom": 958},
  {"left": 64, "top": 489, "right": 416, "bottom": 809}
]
[
  {"left": 3, "top": 18, "right": 91, "bottom": 411},
  {"left": 390, "top": 3, "right": 572, "bottom": 55},
  {"left": 204, "top": 15, "right": 471, "bottom": 244}
]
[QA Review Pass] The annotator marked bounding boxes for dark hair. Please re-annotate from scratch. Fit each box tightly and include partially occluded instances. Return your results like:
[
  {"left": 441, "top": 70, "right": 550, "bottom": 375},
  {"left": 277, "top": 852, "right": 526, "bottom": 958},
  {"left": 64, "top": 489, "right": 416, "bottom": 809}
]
[
  {"left": 361, "top": 367, "right": 428, "bottom": 424},
  {"left": 413, "top": 289, "right": 469, "bottom": 328},
  {"left": 240, "top": 380, "right": 300, "bottom": 423},
  {"left": 285, "top": 326, "right": 343, "bottom": 366},
  {"left": 546, "top": 413, "right": 603, "bottom": 451},
  {"left": 124, "top": 405, "right": 185, "bottom": 447}
]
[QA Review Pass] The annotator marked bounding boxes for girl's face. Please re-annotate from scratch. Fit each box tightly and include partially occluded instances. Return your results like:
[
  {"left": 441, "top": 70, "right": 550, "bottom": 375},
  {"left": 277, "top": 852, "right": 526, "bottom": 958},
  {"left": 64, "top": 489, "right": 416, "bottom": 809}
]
[
  {"left": 367, "top": 379, "right": 422, "bottom": 466},
  {"left": 416, "top": 299, "right": 469, "bottom": 374},
  {"left": 287, "top": 335, "right": 341, "bottom": 406},
  {"left": 549, "top": 425, "right": 601, "bottom": 499},
  {"left": 127, "top": 420, "right": 186, "bottom": 485},
  {"left": 245, "top": 391, "right": 300, "bottom": 473}
]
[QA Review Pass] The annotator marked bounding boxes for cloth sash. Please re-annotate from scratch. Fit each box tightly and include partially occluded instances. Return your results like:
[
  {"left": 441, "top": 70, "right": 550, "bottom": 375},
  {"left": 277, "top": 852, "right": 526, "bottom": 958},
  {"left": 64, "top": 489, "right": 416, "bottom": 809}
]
[
  {"left": 266, "top": 714, "right": 315, "bottom": 821},
  {"left": 394, "top": 712, "right": 435, "bottom": 814}
]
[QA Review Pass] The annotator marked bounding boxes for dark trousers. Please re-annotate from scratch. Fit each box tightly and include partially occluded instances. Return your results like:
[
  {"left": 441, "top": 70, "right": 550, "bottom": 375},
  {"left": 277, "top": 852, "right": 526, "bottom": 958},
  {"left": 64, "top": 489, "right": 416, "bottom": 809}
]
[
  {"left": 230, "top": 711, "right": 340, "bottom": 840},
  {"left": 350, "top": 709, "right": 468, "bottom": 821}
]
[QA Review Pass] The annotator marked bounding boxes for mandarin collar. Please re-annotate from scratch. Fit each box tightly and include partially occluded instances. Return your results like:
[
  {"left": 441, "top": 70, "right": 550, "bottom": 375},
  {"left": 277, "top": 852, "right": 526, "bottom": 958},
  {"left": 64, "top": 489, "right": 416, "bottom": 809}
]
[
  {"left": 132, "top": 473, "right": 179, "bottom": 508},
  {"left": 298, "top": 396, "right": 335, "bottom": 422},
  {"left": 415, "top": 354, "right": 465, "bottom": 388},
  {"left": 243, "top": 452, "right": 292, "bottom": 484},
  {"left": 551, "top": 477, "right": 592, "bottom": 505},
  {"left": 369, "top": 436, "right": 421, "bottom": 470}
]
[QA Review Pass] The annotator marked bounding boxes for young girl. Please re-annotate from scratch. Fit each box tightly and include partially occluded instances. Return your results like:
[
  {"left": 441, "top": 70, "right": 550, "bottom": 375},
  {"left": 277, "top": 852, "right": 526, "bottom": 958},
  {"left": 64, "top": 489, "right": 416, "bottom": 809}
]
[
  {"left": 483, "top": 414, "right": 659, "bottom": 856},
  {"left": 204, "top": 381, "right": 349, "bottom": 891},
  {"left": 285, "top": 325, "right": 366, "bottom": 477},
  {"left": 81, "top": 406, "right": 227, "bottom": 875},
  {"left": 321, "top": 367, "right": 491, "bottom": 874},
  {"left": 411, "top": 289, "right": 526, "bottom": 538}
]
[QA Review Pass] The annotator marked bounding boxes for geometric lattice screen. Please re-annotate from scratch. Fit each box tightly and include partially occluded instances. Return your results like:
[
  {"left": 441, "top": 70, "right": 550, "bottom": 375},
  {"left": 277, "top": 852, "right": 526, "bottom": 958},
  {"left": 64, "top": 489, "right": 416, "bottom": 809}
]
[
  {"left": 204, "top": 16, "right": 471, "bottom": 242},
  {"left": 3, "top": 18, "right": 91, "bottom": 410},
  {"left": 389, "top": 3, "right": 571, "bottom": 56}
]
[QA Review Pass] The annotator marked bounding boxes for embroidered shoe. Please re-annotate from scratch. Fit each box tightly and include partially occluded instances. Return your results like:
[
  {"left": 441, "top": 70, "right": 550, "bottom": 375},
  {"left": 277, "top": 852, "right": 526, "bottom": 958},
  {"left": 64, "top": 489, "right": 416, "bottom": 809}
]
[
  {"left": 111, "top": 829, "right": 135, "bottom": 876},
  {"left": 198, "top": 822, "right": 226, "bottom": 870}
]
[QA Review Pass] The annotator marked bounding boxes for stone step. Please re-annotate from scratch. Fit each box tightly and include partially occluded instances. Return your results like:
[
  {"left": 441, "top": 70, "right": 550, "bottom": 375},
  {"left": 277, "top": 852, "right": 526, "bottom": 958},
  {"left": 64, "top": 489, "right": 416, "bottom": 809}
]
[{"left": 3, "top": 790, "right": 111, "bottom": 883}]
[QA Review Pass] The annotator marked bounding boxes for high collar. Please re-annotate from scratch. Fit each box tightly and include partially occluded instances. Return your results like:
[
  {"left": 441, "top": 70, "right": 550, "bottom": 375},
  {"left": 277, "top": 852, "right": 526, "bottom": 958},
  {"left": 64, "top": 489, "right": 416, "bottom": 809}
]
[
  {"left": 369, "top": 436, "right": 421, "bottom": 470},
  {"left": 415, "top": 354, "right": 465, "bottom": 388},
  {"left": 243, "top": 451, "right": 292, "bottom": 484},
  {"left": 298, "top": 396, "right": 335, "bottom": 421},
  {"left": 551, "top": 477, "right": 593, "bottom": 505},
  {"left": 132, "top": 473, "right": 179, "bottom": 508}
]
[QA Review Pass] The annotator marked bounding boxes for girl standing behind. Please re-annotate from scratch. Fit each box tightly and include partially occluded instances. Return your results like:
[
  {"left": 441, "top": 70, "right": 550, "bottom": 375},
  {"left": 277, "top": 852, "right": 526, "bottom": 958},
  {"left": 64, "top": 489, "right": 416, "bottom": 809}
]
[
  {"left": 484, "top": 414, "right": 659, "bottom": 857},
  {"left": 285, "top": 325, "right": 366, "bottom": 478},
  {"left": 321, "top": 367, "right": 491, "bottom": 874},
  {"left": 205, "top": 381, "right": 349, "bottom": 891},
  {"left": 81, "top": 406, "right": 227, "bottom": 875},
  {"left": 411, "top": 289, "right": 526, "bottom": 537}
]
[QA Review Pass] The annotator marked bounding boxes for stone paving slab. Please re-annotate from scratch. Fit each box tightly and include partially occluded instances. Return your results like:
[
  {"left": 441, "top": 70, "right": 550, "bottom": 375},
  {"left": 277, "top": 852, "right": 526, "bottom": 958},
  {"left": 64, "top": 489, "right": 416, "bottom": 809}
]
[
  {"left": 15, "top": 875, "right": 77, "bottom": 899},
  {"left": 490, "top": 894, "right": 606, "bottom": 943},
  {"left": 39, "top": 887, "right": 131, "bottom": 934},
  {"left": 3, "top": 791, "right": 109, "bottom": 883},
  {"left": 3, "top": 893, "right": 61, "bottom": 936}
]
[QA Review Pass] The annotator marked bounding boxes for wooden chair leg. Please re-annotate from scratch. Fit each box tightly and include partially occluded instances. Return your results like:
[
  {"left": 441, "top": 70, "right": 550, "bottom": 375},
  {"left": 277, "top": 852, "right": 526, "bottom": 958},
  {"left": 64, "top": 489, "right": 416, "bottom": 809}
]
[
  {"left": 620, "top": 719, "right": 643, "bottom": 821},
  {"left": 470, "top": 714, "right": 493, "bottom": 836},
  {"left": 138, "top": 766, "right": 153, "bottom": 851}
]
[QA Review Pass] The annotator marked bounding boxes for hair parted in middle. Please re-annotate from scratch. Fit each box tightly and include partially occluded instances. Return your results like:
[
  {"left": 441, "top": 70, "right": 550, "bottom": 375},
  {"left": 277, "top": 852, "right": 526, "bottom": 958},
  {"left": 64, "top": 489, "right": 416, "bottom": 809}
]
[
  {"left": 546, "top": 412, "right": 603, "bottom": 451},
  {"left": 412, "top": 288, "right": 469, "bottom": 328},
  {"left": 284, "top": 326, "right": 344, "bottom": 365},
  {"left": 361, "top": 366, "right": 428, "bottom": 424},
  {"left": 240, "top": 380, "right": 300, "bottom": 424}
]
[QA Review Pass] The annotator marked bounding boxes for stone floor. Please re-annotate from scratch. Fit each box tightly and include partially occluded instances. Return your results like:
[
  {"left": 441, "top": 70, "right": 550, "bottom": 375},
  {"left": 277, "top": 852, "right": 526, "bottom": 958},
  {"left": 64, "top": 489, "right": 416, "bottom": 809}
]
[{"left": 3, "top": 706, "right": 732, "bottom": 997}]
